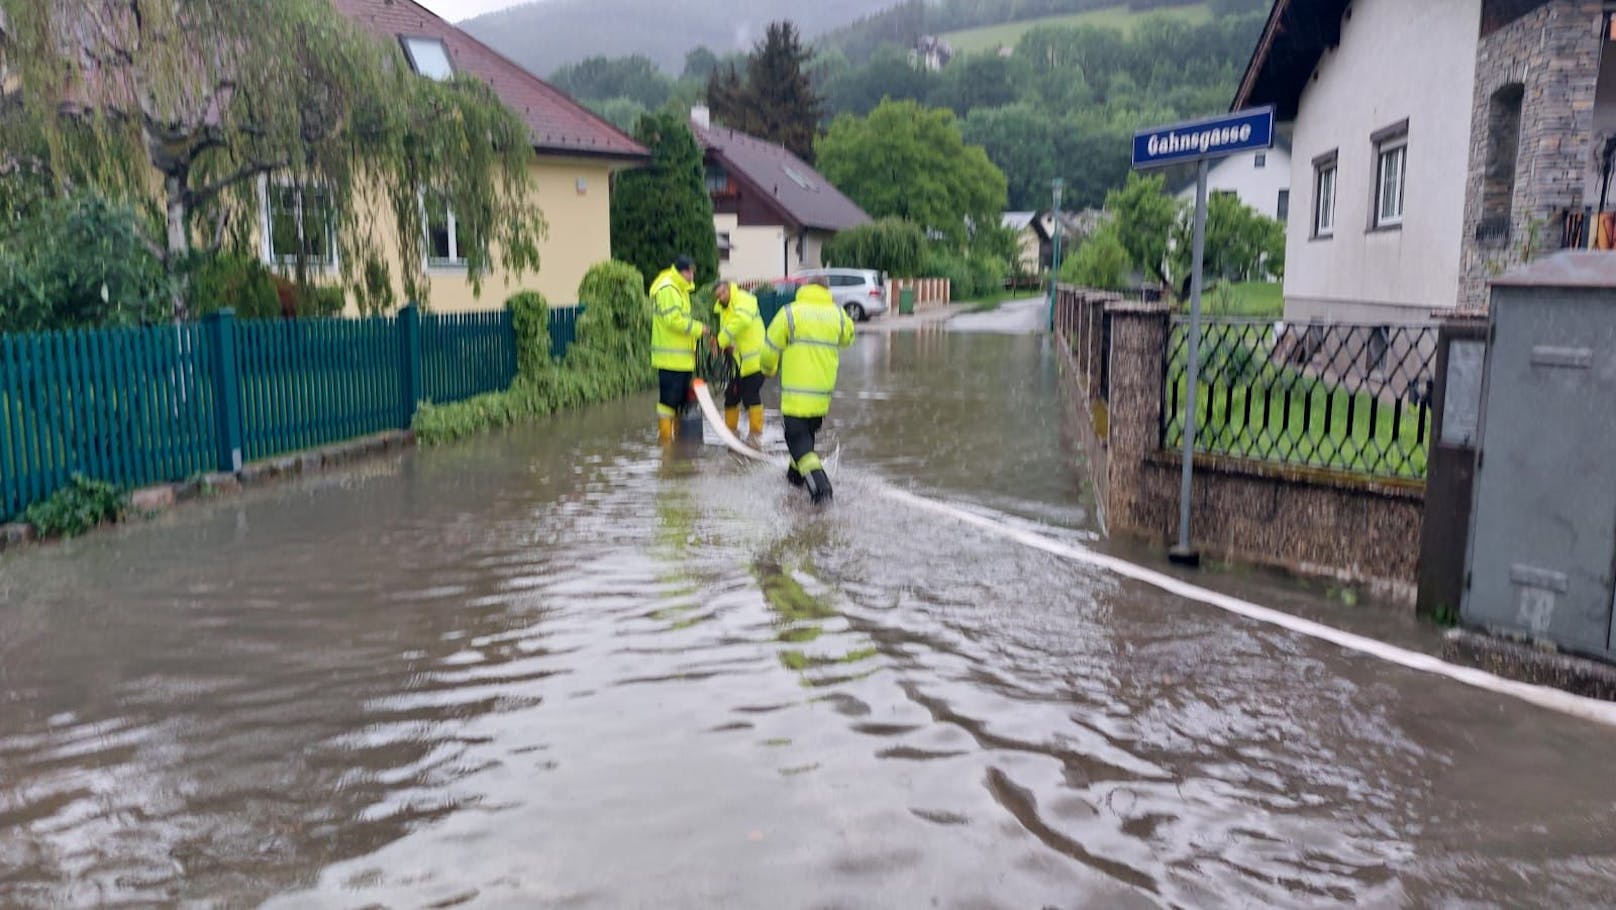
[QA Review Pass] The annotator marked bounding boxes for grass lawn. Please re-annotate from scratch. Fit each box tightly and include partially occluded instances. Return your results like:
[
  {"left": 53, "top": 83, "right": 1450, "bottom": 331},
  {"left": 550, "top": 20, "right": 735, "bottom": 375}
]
[
  {"left": 941, "top": 2, "right": 1213, "bottom": 53},
  {"left": 1163, "top": 332, "right": 1432, "bottom": 480},
  {"left": 1201, "top": 281, "right": 1284, "bottom": 319}
]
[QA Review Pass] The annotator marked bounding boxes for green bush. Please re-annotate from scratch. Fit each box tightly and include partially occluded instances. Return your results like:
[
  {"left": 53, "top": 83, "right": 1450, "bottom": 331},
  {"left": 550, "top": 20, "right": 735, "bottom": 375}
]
[
  {"left": 23, "top": 475, "right": 126, "bottom": 538},
  {"left": 924, "top": 250, "right": 1006, "bottom": 300},
  {"left": 822, "top": 218, "right": 927, "bottom": 277},
  {"left": 414, "top": 260, "right": 658, "bottom": 445},
  {"left": 1060, "top": 223, "right": 1131, "bottom": 292},
  {"left": 0, "top": 190, "right": 173, "bottom": 331},
  {"left": 185, "top": 251, "right": 283, "bottom": 319},
  {"left": 506, "top": 290, "right": 552, "bottom": 378}
]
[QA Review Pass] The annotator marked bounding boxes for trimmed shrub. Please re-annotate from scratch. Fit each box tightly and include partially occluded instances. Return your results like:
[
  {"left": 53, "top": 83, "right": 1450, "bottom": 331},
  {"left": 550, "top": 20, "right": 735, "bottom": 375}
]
[
  {"left": 822, "top": 217, "right": 927, "bottom": 277},
  {"left": 1060, "top": 223, "right": 1131, "bottom": 292},
  {"left": 185, "top": 252, "right": 282, "bottom": 319},
  {"left": 506, "top": 290, "right": 551, "bottom": 378}
]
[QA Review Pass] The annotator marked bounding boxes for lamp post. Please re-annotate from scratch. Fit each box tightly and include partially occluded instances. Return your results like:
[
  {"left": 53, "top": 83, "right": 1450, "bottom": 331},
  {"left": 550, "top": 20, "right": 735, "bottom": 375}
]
[{"left": 1048, "top": 177, "right": 1064, "bottom": 331}]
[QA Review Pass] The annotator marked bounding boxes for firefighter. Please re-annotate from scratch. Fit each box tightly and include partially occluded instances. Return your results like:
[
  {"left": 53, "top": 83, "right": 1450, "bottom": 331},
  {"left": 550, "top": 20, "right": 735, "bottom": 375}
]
[
  {"left": 649, "top": 255, "right": 707, "bottom": 444},
  {"left": 713, "top": 281, "right": 766, "bottom": 444},
  {"left": 759, "top": 280, "right": 855, "bottom": 505}
]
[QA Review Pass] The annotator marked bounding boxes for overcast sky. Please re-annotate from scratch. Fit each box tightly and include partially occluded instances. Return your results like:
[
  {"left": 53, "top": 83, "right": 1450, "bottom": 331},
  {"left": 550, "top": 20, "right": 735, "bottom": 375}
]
[{"left": 416, "top": 0, "right": 525, "bottom": 22}]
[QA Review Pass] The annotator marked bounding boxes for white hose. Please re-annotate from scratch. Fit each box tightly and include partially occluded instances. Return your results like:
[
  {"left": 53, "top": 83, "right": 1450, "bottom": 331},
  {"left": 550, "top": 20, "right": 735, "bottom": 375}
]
[{"left": 692, "top": 379, "right": 1616, "bottom": 728}]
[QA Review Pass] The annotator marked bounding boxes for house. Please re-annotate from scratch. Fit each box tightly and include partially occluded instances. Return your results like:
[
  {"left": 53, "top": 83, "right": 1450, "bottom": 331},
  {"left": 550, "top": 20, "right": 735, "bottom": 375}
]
[
  {"left": 689, "top": 106, "right": 871, "bottom": 282},
  {"left": 1171, "top": 142, "right": 1293, "bottom": 223},
  {"left": 1002, "top": 212, "right": 1043, "bottom": 274},
  {"left": 322, "top": 0, "right": 647, "bottom": 311},
  {"left": 913, "top": 36, "right": 955, "bottom": 72},
  {"left": 1233, "top": 0, "right": 1613, "bottom": 323}
]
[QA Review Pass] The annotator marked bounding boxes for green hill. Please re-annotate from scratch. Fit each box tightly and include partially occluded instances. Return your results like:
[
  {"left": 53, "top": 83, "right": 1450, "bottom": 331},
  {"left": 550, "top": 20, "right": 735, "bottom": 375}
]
[{"left": 941, "top": 2, "right": 1214, "bottom": 54}]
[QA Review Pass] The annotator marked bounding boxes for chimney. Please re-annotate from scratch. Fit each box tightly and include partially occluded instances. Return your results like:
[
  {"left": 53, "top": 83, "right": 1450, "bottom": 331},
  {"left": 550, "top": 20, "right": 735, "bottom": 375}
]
[{"left": 691, "top": 105, "right": 711, "bottom": 129}]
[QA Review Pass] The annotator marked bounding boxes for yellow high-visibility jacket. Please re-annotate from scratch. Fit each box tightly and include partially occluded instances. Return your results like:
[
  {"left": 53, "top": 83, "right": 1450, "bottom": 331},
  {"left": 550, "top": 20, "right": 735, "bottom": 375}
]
[
  {"left": 649, "top": 267, "right": 704, "bottom": 371},
  {"left": 760, "top": 284, "right": 855, "bottom": 418},
  {"left": 714, "top": 284, "right": 765, "bottom": 378}
]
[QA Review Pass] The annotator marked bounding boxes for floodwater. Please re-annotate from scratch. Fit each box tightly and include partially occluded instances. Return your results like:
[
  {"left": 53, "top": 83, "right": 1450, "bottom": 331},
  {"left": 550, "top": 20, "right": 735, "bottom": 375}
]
[{"left": 4, "top": 304, "right": 1616, "bottom": 908}]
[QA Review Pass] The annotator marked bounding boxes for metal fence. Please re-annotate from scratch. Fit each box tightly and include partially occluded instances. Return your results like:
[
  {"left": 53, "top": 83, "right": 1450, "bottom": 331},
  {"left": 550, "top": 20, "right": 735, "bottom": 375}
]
[
  {"left": 1, "top": 304, "right": 579, "bottom": 520},
  {"left": 1161, "top": 318, "right": 1438, "bottom": 480}
]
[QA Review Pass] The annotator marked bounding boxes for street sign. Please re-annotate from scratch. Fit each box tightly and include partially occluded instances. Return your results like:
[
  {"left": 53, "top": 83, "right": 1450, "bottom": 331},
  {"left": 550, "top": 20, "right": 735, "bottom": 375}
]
[
  {"left": 1131, "top": 107, "right": 1275, "bottom": 170},
  {"left": 1131, "top": 106, "right": 1275, "bottom": 565}
]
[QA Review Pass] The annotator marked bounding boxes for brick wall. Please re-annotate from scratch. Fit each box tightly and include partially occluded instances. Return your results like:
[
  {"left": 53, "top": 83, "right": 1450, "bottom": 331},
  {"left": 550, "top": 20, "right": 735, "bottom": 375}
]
[{"left": 1459, "top": 0, "right": 1604, "bottom": 310}]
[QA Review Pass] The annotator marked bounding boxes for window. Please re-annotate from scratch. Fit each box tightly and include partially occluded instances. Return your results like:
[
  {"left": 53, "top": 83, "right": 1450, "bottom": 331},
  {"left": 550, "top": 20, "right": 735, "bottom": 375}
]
[
  {"left": 705, "top": 164, "right": 731, "bottom": 196},
  {"left": 421, "top": 191, "right": 467, "bottom": 268},
  {"left": 717, "top": 231, "right": 731, "bottom": 263},
  {"left": 1479, "top": 84, "right": 1523, "bottom": 242},
  {"left": 401, "top": 36, "right": 453, "bottom": 81},
  {"left": 263, "top": 182, "right": 335, "bottom": 267},
  {"left": 1277, "top": 189, "right": 1290, "bottom": 223},
  {"left": 1372, "top": 120, "right": 1409, "bottom": 229},
  {"left": 1255, "top": 153, "right": 1267, "bottom": 169},
  {"left": 1313, "top": 153, "right": 1338, "bottom": 238}
]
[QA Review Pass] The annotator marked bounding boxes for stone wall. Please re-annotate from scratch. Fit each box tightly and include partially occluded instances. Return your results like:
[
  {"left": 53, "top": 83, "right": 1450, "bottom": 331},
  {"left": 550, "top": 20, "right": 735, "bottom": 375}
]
[
  {"left": 1459, "top": 0, "right": 1605, "bottom": 311},
  {"left": 1055, "top": 288, "right": 1428, "bottom": 604}
]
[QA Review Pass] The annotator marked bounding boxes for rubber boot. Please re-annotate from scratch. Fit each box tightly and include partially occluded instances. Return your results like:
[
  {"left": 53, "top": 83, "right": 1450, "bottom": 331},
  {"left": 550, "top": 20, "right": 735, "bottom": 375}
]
[
  {"left": 747, "top": 406, "right": 765, "bottom": 445},
  {"left": 657, "top": 416, "right": 675, "bottom": 444},
  {"left": 786, "top": 465, "right": 805, "bottom": 488},
  {"left": 724, "top": 406, "right": 741, "bottom": 435},
  {"left": 804, "top": 469, "right": 833, "bottom": 505}
]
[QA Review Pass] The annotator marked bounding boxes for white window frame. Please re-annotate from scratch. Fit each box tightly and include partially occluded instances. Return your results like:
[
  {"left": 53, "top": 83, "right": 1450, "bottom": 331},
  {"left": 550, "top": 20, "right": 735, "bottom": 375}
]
[
  {"left": 1374, "top": 139, "right": 1408, "bottom": 229},
  {"left": 419, "top": 189, "right": 467, "bottom": 270},
  {"left": 400, "top": 36, "right": 453, "bottom": 81},
  {"left": 259, "top": 177, "right": 337, "bottom": 270},
  {"left": 1313, "top": 157, "right": 1337, "bottom": 239}
]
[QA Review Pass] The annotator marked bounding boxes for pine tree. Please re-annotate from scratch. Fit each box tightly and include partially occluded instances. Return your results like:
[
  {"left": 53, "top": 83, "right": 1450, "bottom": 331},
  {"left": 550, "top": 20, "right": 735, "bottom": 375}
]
[
  {"left": 609, "top": 111, "right": 719, "bottom": 288},
  {"left": 745, "top": 22, "right": 822, "bottom": 162},
  {"left": 702, "top": 21, "right": 822, "bottom": 162}
]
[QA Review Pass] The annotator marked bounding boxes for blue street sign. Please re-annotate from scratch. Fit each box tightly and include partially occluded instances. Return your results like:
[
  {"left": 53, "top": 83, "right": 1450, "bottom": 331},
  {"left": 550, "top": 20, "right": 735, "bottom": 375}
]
[{"left": 1132, "top": 107, "right": 1275, "bottom": 170}]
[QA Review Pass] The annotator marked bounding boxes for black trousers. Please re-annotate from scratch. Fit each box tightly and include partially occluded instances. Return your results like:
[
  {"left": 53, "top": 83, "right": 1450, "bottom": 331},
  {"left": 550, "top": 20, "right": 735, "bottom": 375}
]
[
  {"left": 724, "top": 371, "right": 765, "bottom": 409},
  {"left": 783, "top": 415, "right": 824, "bottom": 468},
  {"left": 657, "top": 369, "right": 692, "bottom": 414}
]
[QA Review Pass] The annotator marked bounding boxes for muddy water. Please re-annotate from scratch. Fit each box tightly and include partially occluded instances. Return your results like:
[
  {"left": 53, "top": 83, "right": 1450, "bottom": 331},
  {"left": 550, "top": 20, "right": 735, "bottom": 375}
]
[{"left": 4, "top": 327, "right": 1616, "bottom": 908}]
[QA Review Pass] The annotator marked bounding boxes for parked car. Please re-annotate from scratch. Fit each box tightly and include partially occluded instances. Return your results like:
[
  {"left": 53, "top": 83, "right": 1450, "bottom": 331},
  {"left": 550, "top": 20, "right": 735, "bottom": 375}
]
[{"left": 790, "top": 268, "right": 889, "bottom": 322}]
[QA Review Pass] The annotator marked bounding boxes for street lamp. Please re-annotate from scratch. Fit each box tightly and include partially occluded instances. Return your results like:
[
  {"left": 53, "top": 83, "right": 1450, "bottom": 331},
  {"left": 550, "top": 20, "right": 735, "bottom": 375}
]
[{"left": 1048, "top": 177, "right": 1064, "bottom": 331}]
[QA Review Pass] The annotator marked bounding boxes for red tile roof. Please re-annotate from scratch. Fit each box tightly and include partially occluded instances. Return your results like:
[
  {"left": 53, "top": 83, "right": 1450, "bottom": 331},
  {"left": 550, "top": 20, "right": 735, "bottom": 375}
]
[{"left": 331, "top": 0, "right": 646, "bottom": 162}]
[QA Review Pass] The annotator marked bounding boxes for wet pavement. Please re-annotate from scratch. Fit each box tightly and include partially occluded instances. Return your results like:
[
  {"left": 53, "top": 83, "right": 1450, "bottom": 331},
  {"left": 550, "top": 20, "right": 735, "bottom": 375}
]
[{"left": 4, "top": 323, "right": 1616, "bottom": 908}]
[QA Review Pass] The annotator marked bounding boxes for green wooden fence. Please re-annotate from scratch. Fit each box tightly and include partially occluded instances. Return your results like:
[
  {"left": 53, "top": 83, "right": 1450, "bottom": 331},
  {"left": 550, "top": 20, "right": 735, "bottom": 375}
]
[{"left": 1, "top": 304, "right": 579, "bottom": 522}]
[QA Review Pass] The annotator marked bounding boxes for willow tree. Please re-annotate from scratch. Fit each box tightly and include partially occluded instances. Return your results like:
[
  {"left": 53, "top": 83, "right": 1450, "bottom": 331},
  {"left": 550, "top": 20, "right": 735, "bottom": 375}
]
[{"left": 0, "top": 0, "right": 545, "bottom": 318}]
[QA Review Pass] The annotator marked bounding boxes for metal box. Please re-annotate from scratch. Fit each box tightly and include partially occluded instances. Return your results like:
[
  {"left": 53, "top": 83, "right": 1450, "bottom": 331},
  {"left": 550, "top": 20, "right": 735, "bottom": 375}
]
[{"left": 1463, "top": 253, "right": 1616, "bottom": 660}]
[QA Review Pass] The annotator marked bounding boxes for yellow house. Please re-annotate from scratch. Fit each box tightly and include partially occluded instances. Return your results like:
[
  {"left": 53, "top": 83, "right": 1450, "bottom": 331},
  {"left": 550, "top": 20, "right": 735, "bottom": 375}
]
[{"left": 290, "top": 0, "right": 648, "bottom": 313}]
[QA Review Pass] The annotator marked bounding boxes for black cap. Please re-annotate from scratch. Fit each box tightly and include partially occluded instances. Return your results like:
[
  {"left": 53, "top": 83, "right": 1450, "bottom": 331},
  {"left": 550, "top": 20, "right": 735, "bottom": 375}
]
[{"left": 674, "top": 254, "right": 695, "bottom": 272}]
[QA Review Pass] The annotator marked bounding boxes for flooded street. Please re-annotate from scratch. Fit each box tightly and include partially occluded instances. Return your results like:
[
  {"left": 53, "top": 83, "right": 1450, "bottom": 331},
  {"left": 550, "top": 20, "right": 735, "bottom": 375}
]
[{"left": 5, "top": 315, "right": 1616, "bottom": 908}]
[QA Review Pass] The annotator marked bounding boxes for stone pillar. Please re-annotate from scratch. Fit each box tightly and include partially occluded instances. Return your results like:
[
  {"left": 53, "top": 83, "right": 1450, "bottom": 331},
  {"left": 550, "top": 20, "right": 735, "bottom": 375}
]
[{"left": 1102, "top": 301, "right": 1172, "bottom": 537}]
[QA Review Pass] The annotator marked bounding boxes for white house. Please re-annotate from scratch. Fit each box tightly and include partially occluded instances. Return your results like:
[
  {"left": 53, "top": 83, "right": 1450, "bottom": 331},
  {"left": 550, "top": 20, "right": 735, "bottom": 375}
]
[
  {"left": 1173, "top": 143, "right": 1293, "bottom": 223},
  {"left": 1234, "top": 0, "right": 1616, "bottom": 322}
]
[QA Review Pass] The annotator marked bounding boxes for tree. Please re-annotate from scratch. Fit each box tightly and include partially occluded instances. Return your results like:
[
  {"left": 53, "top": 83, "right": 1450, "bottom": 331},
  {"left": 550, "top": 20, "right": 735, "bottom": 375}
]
[
  {"left": 1106, "top": 172, "right": 1182, "bottom": 290},
  {"left": 821, "top": 45, "right": 935, "bottom": 118},
  {"left": 961, "top": 104, "right": 1057, "bottom": 211},
  {"left": 587, "top": 97, "right": 650, "bottom": 133},
  {"left": 550, "top": 55, "right": 674, "bottom": 110},
  {"left": 609, "top": 111, "right": 718, "bottom": 288},
  {"left": 704, "top": 21, "right": 822, "bottom": 162},
  {"left": 816, "top": 100, "right": 1007, "bottom": 249},
  {"left": 821, "top": 218, "right": 927, "bottom": 276},
  {"left": 929, "top": 53, "right": 1032, "bottom": 117},
  {"left": 0, "top": 0, "right": 544, "bottom": 318},
  {"left": 1169, "top": 192, "right": 1287, "bottom": 291},
  {"left": 682, "top": 47, "right": 723, "bottom": 83},
  {"left": 1060, "top": 221, "right": 1130, "bottom": 291}
]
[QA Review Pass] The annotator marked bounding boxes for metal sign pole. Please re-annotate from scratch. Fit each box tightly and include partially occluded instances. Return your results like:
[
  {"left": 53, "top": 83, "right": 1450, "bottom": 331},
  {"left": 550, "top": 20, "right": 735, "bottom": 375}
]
[
  {"left": 1048, "top": 177, "right": 1064, "bottom": 331},
  {"left": 1171, "top": 158, "right": 1210, "bottom": 566}
]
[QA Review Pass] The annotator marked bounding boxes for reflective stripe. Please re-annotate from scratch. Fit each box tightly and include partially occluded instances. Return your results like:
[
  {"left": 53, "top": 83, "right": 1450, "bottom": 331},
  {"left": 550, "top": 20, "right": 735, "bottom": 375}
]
[
  {"left": 785, "top": 306, "right": 796, "bottom": 342},
  {"left": 780, "top": 386, "right": 832, "bottom": 397},
  {"left": 764, "top": 336, "right": 783, "bottom": 352},
  {"left": 653, "top": 346, "right": 691, "bottom": 355},
  {"left": 739, "top": 351, "right": 760, "bottom": 362},
  {"left": 793, "top": 339, "right": 840, "bottom": 349}
]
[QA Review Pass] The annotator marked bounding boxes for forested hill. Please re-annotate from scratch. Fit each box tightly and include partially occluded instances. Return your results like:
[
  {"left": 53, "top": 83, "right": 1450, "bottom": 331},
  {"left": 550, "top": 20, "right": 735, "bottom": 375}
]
[{"left": 459, "top": 0, "right": 888, "bottom": 73}]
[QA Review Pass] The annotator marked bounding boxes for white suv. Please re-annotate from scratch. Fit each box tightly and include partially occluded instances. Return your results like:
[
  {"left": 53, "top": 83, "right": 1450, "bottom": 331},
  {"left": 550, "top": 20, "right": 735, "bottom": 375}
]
[{"left": 794, "top": 268, "right": 888, "bottom": 322}]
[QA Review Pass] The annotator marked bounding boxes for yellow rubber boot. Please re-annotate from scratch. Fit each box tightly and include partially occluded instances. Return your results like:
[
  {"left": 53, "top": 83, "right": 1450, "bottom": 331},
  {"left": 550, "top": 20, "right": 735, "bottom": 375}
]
[
  {"left": 724, "top": 406, "right": 741, "bottom": 435},
  {"left": 657, "top": 415, "right": 675, "bottom": 444},
  {"left": 747, "top": 406, "right": 765, "bottom": 441}
]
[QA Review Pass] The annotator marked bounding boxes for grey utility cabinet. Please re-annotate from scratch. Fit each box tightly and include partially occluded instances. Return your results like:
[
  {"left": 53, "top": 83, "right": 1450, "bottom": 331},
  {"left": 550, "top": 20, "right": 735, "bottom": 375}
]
[{"left": 1463, "top": 253, "right": 1616, "bottom": 661}]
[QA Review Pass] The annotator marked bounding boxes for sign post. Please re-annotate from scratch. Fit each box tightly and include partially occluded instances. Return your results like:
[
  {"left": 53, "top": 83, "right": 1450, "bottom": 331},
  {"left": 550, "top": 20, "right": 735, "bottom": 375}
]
[{"left": 1131, "top": 107, "right": 1274, "bottom": 567}]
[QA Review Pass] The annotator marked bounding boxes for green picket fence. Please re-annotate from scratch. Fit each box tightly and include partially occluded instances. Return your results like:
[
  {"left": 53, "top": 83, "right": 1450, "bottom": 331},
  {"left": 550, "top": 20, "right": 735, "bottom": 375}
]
[
  {"left": 0, "top": 302, "right": 581, "bottom": 522},
  {"left": 1, "top": 325, "right": 220, "bottom": 521},
  {"left": 238, "top": 316, "right": 407, "bottom": 463}
]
